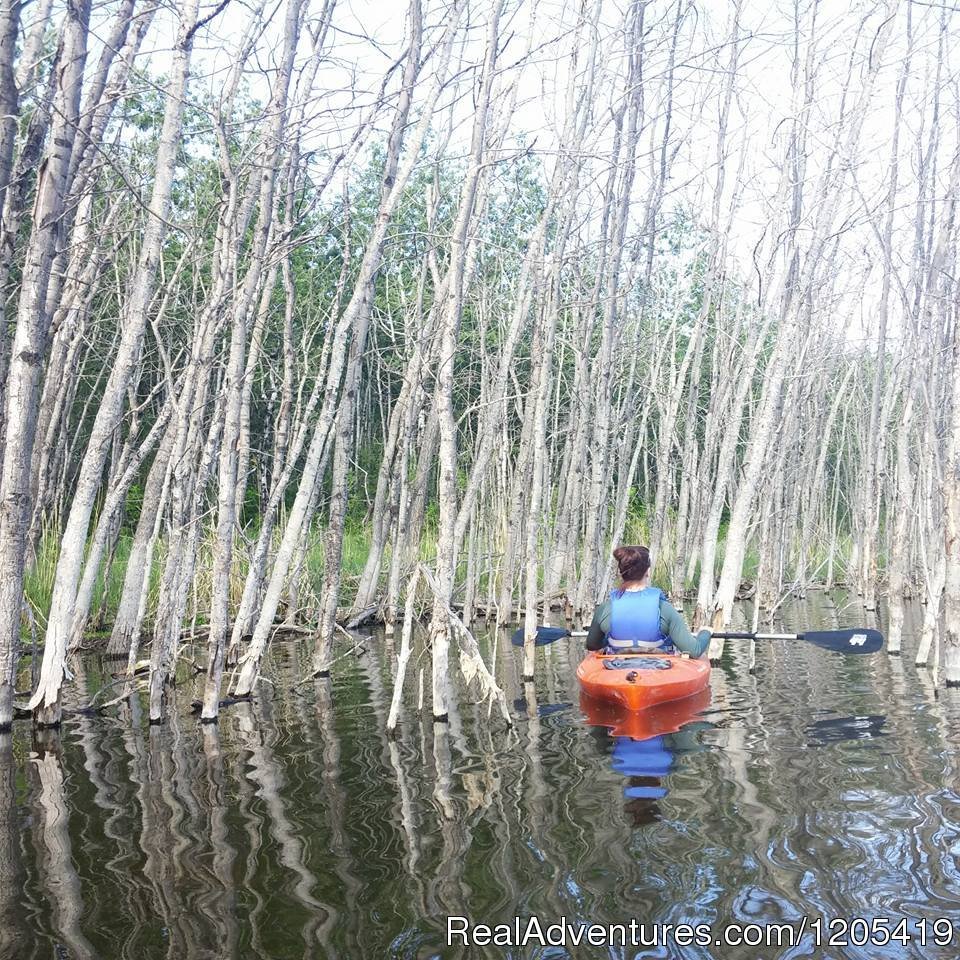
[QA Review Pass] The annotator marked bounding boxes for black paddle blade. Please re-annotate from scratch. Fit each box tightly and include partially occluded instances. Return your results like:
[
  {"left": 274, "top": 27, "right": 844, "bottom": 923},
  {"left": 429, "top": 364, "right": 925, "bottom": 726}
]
[
  {"left": 510, "top": 626, "right": 571, "bottom": 647},
  {"left": 801, "top": 628, "right": 883, "bottom": 654}
]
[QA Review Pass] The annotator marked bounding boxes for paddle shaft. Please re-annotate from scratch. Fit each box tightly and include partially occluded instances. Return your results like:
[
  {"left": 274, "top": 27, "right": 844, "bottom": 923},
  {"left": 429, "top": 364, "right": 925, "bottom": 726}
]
[
  {"left": 568, "top": 629, "right": 797, "bottom": 640},
  {"left": 515, "top": 624, "right": 882, "bottom": 654}
]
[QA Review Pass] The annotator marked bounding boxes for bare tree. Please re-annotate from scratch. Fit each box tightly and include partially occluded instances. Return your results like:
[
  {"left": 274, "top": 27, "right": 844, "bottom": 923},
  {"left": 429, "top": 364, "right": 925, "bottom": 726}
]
[{"left": 0, "top": 0, "right": 92, "bottom": 729}]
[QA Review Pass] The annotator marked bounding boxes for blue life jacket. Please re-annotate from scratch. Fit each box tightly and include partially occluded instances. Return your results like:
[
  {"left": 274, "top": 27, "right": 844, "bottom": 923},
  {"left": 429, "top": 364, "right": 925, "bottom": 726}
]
[{"left": 607, "top": 587, "right": 671, "bottom": 653}]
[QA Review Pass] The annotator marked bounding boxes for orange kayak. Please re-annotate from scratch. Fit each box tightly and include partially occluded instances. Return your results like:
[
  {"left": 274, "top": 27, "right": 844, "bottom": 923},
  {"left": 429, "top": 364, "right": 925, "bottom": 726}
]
[{"left": 576, "top": 651, "right": 710, "bottom": 712}]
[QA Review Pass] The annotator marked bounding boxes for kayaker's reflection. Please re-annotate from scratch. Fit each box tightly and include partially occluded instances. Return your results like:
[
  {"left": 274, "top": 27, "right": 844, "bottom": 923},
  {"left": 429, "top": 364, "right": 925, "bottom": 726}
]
[
  {"left": 581, "top": 688, "right": 711, "bottom": 825},
  {"left": 615, "top": 736, "right": 672, "bottom": 825}
]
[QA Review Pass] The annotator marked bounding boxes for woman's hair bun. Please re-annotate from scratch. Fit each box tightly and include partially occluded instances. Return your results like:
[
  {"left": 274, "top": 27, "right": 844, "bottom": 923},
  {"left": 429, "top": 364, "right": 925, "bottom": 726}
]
[{"left": 613, "top": 545, "right": 651, "bottom": 582}]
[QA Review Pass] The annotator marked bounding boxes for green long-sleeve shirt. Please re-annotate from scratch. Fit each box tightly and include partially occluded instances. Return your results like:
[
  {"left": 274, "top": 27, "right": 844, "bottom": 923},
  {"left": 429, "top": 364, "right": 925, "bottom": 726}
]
[{"left": 584, "top": 592, "right": 711, "bottom": 657}]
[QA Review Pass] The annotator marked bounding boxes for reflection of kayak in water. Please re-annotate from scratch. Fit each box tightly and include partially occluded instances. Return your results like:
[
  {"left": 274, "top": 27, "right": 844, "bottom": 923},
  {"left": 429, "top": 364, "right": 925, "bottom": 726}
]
[
  {"left": 582, "top": 687, "right": 711, "bottom": 821},
  {"left": 579, "top": 685, "right": 711, "bottom": 740},
  {"left": 576, "top": 651, "right": 710, "bottom": 711}
]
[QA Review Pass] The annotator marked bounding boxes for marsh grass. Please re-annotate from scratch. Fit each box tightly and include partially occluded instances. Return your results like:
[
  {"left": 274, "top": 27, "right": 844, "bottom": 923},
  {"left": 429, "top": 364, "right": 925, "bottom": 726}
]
[
  {"left": 20, "top": 506, "right": 852, "bottom": 641},
  {"left": 23, "top": 525, "right": 60, "bottom": 629},
  {"left": 89, "top": 534, "right": 132, "bottom": 627}
]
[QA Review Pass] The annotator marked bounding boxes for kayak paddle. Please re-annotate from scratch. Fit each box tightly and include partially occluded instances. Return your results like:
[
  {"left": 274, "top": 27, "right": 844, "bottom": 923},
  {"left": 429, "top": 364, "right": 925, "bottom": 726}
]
[
  {"left": 510, "top": 626, "right": 573, "bottom": 646},
  {"left": 710, "top": 628, "right": 883, "bottom": 654},
  {"left": 511, "top": 625, "right": 883, "bottom": 654}
]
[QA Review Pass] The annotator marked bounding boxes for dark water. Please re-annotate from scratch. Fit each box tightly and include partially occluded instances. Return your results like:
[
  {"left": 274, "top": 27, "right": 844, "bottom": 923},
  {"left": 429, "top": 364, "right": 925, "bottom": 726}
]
[{"left": 3, "top": 593, "right": 960, "bottom": 959}]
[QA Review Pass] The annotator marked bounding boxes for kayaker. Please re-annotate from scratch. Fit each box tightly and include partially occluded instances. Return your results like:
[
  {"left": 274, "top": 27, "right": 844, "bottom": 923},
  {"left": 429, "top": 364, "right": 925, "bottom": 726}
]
[{"left": 584, "top": 545, "right": 710, "bottom": 657}]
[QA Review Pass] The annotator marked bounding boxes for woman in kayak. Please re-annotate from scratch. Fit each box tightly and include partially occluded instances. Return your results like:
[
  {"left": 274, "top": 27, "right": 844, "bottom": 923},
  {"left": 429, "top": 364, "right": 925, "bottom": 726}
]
[{"left": 584, "top": 545, "right": 710, "bottom": 657}]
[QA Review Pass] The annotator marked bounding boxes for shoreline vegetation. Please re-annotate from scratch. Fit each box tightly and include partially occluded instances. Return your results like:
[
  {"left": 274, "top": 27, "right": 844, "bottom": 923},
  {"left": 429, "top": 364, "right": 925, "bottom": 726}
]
[
  {"left": 1, "top": 0, "right": 959, "bottom": 733},
  {"left": 22, "top": 518, "right": 837, "bottom": 648}
]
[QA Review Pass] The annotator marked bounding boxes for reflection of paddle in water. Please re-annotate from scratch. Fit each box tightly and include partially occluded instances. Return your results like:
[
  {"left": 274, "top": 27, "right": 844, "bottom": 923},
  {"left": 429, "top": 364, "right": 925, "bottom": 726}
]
[
  {"left": 581, "top": 688, "right": 712, "bottom": 824},
  {"left": 805, "top": 714, "right": 886, "bottom": 746}
]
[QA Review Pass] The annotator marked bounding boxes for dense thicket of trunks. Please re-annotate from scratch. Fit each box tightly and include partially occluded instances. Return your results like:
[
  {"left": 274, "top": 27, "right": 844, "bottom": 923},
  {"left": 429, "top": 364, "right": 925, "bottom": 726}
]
[{"left": 1, "top": 0, "right": 958, "bottom": 730}]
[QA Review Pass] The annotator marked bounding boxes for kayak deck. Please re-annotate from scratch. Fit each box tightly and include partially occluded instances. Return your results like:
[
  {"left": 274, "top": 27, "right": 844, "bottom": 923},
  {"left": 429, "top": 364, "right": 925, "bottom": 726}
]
[{"left": 576, "top": 650, "right": 710, "bottom": 711}]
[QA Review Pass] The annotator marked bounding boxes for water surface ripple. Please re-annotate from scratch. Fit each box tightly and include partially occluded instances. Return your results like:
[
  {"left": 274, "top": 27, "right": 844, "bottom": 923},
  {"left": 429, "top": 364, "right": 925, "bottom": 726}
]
[{"left": 2, "top": 595, "right": 960, "bottom": 959}]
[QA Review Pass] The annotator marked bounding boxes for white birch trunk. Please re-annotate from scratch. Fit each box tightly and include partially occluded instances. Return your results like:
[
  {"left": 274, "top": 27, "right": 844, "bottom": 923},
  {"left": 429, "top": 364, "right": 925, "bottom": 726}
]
[
  {"left": 0, "top": 0, "right": 91, "bottom": 729},
  {"left": 28, "top": 0, "right": 201, "bottom": 726},
  {"left": 233, "top": 0, "right": 461, "bottom": 697},
  {"left": 428, "top": 0, "right": 498, "bottom": 717},
  {"left": 201, "top": 0, "right": 303, "bottom": 722},
  {"left": 944, "top": 412, "right": 960, "bottom": 685}
]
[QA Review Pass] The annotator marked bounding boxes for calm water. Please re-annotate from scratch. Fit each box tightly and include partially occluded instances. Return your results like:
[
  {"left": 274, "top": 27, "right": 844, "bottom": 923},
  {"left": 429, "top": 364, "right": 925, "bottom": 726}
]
[{"left": 2, "top": 593, "right": 960, "bottom": 959}]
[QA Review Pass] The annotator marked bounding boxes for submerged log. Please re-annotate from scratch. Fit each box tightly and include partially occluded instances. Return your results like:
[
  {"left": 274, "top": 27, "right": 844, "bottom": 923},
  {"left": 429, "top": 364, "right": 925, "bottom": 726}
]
[{"left": 345, "top": 605, "right": 378, "bottom": 629}]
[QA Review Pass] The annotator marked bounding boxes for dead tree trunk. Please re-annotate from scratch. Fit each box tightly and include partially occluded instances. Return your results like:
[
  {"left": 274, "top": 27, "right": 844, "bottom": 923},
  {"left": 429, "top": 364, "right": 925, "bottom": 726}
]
[
  {"left": 0, "top": 0, "right": 91, "bottom": 730},
  {"left": 29, "top": 0, "right": 203, "bottom": 727},
  {"left": 201, "top": 0, "right": 304, "bottom": 722}
]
